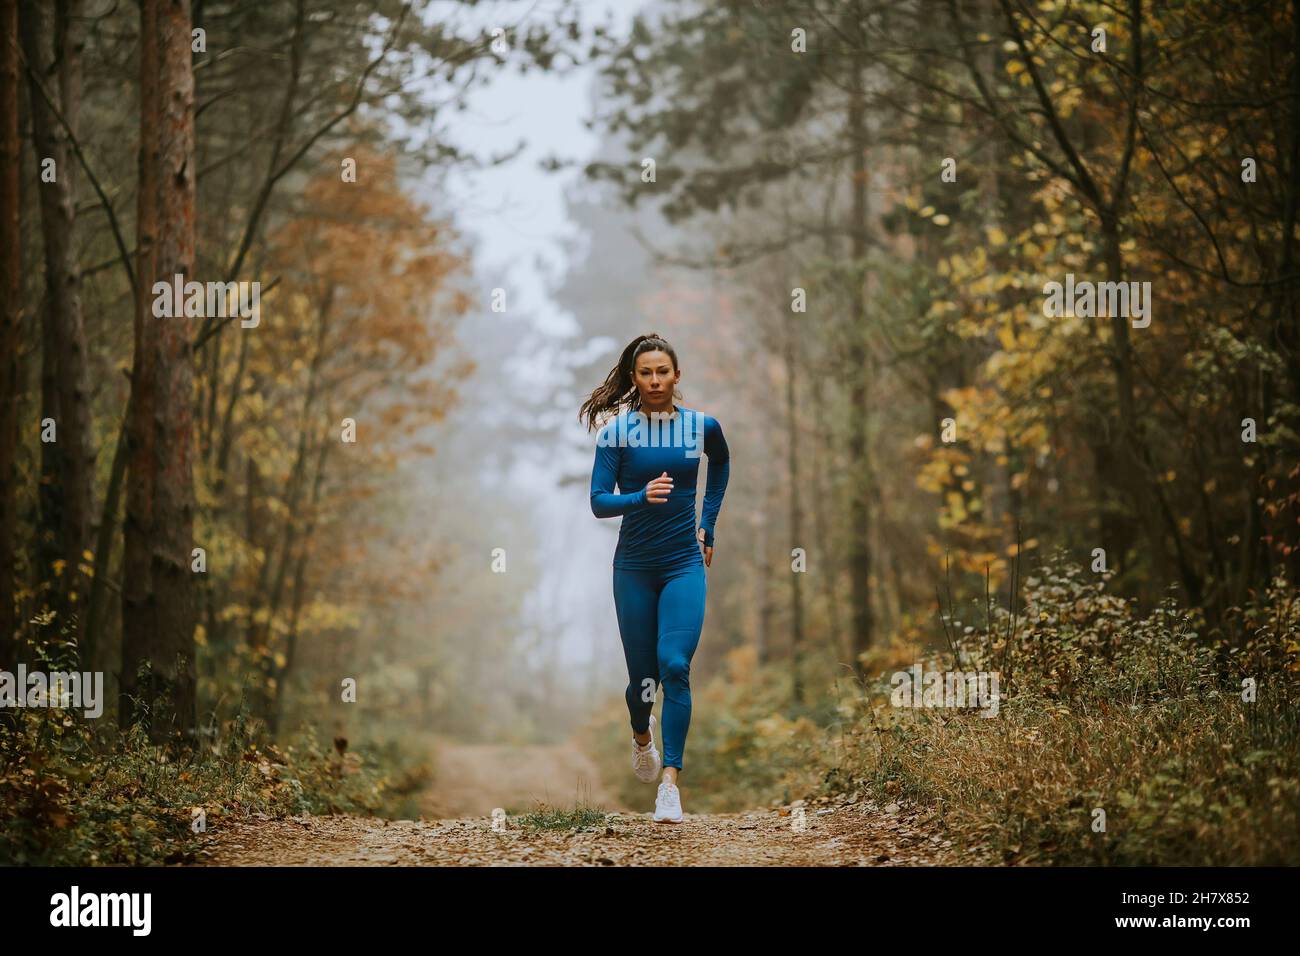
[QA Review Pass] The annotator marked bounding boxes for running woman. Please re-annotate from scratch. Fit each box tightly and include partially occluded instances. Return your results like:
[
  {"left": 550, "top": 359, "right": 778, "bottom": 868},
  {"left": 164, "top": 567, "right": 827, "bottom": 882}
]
[{"left": 580, "top": 332, "right": 730, "bottom": 824}]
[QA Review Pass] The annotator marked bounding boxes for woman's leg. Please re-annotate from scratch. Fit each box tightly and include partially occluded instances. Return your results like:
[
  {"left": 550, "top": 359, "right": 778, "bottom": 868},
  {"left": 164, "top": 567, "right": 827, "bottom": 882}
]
[
  {"left": 612, "top": 567, "right": 661, "bottom": 739},
  {"left": 656, "top": 564, "right": 707, "bottom": 776}
]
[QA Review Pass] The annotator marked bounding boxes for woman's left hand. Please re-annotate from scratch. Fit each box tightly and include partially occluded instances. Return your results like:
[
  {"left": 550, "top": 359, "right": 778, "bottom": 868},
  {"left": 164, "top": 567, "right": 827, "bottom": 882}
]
[{"left": 697, "top": 527, "right": 713, "bottom": 567}]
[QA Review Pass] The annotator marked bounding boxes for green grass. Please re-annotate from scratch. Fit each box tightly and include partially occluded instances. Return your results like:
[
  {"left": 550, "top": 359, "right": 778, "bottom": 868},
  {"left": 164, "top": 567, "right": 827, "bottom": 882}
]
[{"left": 515, "top": 803, "right": 610, "bottom": 832}]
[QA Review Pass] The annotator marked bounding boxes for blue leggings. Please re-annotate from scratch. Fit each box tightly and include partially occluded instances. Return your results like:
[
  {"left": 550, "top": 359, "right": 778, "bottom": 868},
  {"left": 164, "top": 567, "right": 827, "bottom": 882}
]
[{"left": 612, "top": 563, "right": 707, "bottom": 772}]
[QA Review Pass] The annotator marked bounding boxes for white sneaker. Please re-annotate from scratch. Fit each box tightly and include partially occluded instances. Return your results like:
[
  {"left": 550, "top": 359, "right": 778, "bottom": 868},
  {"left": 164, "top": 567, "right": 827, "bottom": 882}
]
[
  {"left": 632, "top": 714, "right": 661, "bottom": 783},
  {"left": 653, "top": 780, "right": 683, "bottom": 823}
]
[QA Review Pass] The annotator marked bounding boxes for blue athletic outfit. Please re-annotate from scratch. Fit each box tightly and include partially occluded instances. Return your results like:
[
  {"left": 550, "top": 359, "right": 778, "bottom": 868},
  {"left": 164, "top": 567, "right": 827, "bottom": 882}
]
[{"left": 590, "top": 404, "right": 730, "bottom": 772}]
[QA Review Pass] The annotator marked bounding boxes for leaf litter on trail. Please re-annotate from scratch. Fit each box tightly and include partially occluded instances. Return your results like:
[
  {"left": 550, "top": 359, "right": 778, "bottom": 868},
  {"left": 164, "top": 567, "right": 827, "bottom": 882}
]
[{"left": 198, "top": 790, "right": 976, "bottom": 867}]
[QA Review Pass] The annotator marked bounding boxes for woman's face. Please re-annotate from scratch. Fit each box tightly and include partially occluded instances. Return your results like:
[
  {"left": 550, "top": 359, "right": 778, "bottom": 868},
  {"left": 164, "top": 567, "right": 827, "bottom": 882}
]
[{"left": 633, "top": 349, "right": 679, "bottom": 411}]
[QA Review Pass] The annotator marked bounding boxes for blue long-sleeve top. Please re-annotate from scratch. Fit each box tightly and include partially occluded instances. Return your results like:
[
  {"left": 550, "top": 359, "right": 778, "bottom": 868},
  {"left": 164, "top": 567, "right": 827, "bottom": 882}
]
[{"left": 590, "top": 405, "right": 730, "bottom": 571}]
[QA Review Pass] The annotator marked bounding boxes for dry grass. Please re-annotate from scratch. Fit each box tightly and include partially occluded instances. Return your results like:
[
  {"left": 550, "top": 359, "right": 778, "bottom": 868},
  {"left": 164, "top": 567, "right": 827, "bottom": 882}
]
[{"left": 832, "top": 556, "right": 1300, "bottom": 865}]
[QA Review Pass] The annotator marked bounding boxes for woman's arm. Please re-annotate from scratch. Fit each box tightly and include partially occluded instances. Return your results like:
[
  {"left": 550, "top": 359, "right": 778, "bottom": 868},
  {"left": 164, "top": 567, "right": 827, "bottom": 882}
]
[
  {"left": 590, "top": 433, "right": 648, "bottom": 518},
  {"left": 698, "top": 415, "right": 730, "bottom": 546}
]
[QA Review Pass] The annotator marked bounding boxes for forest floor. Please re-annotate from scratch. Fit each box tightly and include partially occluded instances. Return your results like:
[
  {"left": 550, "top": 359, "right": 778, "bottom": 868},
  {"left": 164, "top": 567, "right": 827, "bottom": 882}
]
[{"left": 197, "top": 739, "right": 981, "bottom": 866}]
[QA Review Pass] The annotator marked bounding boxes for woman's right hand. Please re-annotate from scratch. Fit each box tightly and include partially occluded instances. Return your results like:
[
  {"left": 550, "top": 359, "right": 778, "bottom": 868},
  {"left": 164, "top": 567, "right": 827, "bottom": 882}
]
[{"left": 644, "top": 471, "right": 673, "bottom": 504}]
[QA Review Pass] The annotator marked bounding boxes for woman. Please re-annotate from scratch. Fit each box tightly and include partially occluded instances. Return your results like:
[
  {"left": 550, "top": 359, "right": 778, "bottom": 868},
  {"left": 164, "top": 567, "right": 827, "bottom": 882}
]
[{"left": 581, "top": 332, "right": 730, "bottom": 824}]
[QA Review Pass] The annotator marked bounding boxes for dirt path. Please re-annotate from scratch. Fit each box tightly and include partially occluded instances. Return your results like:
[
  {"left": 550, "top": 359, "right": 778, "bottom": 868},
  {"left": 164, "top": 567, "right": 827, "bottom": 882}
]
[
  {"left": 418, "top": 739, "right": 627, "bottom": 818},
  {"left": 197, "top": 740, "right": 981, "bottom": 866}
]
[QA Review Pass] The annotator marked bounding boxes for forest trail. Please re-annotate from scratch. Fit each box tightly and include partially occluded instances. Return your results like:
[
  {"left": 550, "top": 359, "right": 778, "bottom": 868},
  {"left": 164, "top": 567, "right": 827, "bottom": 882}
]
[
  {"left": 197, "top": 739, "right": 979, "bottom": 866},
  {"left": 418, "top": 738, "right": 627, "bottom": 818}
]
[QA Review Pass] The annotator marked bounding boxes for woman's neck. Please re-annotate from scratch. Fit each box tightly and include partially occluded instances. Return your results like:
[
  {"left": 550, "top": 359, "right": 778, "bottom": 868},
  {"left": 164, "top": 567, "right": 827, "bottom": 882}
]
[{"left": 640, "top": 401, "right": 676, "bottom": 418}]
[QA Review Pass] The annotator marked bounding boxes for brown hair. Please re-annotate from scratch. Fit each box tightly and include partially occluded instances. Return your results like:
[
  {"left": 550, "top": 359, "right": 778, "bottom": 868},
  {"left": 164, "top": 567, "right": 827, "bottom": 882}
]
[{"left": 578, "top": 332, "right": 680, "bottom": 432}]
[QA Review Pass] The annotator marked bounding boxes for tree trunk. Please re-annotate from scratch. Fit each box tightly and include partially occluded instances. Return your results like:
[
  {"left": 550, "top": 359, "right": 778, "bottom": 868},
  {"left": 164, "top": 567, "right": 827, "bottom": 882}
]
[
  {"left": 755, "top": 476, "right": 774, "bottom": 668},
  {"left": 845, "top": 55, "right": 874, "bottom": 676},
  {"left": 785, "top": 313, "right": 805, "bottom": 706},
  {"left": 1278, "top": 0, "right": 1300, "bottom": 410},
  {"left": 85, "top": 408, "right": 127, "bottom": 700},
  {"left": 807, "top": 370, "right": 844, "bottom": 664},
  {"left": 0, "top": 0, "right": 22, "bottom": 670},
  {"left": 20, "top": 0, "right": 95, "bottom": 657},
  {"left": 36, "top": 293, "right": 62, "bottom": 611},
  {"left": 246, "top": 288, "right": 334, "bottom": 722},
  {"left": 121, "top": 0, "right": 198, "bottom": 743},
  {"left": 270, "top": 430, "right": 332, "bottom": 738},
  {"left": 1100, "top": 216, "right": 1202, "bottom": 605}
]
